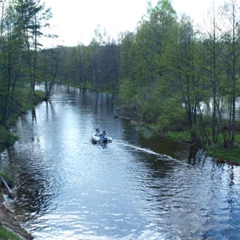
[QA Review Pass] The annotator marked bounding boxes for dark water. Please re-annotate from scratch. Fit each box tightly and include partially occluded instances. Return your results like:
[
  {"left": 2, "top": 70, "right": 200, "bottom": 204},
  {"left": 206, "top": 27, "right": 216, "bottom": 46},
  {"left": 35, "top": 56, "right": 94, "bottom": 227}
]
[{"left": 1, "top": 85, "right": 240, "bottom": 240}]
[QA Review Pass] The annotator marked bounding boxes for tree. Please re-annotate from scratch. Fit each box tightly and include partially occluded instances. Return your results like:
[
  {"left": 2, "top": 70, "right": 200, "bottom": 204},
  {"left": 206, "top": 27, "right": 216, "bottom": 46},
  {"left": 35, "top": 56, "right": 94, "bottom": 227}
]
[
  {"left": 0, "top": 0, "right": 24, "bottom": 125},
  {"left": 202, "top": 2, "right": 226, "bottom": 145},
  {"left": 119, "top": 0, "right": 179, "bottom": 123},
  {"left": 0, "top": 0, "right": 52, "bottom": 125},
  {"left": 38, "top": 47, "right": 60, "bottom": 100},
  {"left": 14, "top": 0, "right": 52, "bottom": 97},
  {"left": 219, "top": 0, "right": 240, "bottom": 147}
]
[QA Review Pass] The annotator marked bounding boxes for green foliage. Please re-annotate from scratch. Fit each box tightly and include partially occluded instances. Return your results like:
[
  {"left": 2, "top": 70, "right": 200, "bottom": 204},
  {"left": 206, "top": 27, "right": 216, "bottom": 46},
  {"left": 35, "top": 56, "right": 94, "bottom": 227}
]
[
  {"left": 119, "top": 78, "right": 137, "bottom": 103},
  {"left": 1, "top": 0, "right": 240, "bottom": 165},
  {"left": 206, "top": 145, "right": 240, "bottom": 164},
  {"left": 135, "top": 125, "right": 155, "bottom": 139},
  {"left": 117, "top": 0, "right": 240, "bottom": 154},
  {"left": 0, "top": 225, "right": 22, "bottom": 240},
  {"left": 166, "top": 130, "right": 191, "bottom": 143},
  {"left": 0, "top": 87, "right": 44, "bottom": 153},
  {"left": 0, "top": 126, "right": 18, "bottom": 152},
  {"left": 85, "top": 81, "right": 93, "bottom": 89},
  {"left": 234, "top": 134, "right": 240, "bottom": 145},
  {"left": 6, "top": 87, "right": 43, "bottom": 123},
  {"left": 33, "top": 90, "right": 45, "bottom": 104},
  {"left": 0, "top": 0, "right": 52, "bottom": 126}
]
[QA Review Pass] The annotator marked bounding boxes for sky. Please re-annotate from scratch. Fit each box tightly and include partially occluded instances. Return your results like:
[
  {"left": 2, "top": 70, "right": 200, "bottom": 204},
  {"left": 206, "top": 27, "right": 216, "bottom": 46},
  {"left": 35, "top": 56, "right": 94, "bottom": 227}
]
[{"left": 43, "top": 0, "right": 225, "bottom": 47}]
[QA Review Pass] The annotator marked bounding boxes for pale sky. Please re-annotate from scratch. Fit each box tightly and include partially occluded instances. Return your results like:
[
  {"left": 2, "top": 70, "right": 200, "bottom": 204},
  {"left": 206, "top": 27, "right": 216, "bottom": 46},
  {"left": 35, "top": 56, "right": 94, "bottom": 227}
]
[{"left": 44, "top": 0, "right": 225, "bottom": 47}]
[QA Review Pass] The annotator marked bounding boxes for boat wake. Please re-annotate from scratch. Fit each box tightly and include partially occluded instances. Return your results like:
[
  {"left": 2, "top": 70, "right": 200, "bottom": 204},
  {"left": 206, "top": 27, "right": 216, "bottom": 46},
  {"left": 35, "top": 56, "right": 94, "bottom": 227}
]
[{"left": 114, "top": 140, "right": 176, "bottom": 161}]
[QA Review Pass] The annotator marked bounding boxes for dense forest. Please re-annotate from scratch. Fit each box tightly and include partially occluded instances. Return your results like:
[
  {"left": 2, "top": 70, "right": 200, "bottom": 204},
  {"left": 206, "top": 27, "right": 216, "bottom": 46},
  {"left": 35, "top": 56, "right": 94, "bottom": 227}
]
[{"left": 1, "top": 0, "right": 240, "bottom": 157}]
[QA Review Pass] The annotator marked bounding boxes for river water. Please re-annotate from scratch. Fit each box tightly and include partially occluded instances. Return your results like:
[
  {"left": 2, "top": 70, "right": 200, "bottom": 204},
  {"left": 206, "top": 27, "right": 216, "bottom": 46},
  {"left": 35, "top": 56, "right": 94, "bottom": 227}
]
[{"left": 1, "top": 85, "right": 240, "bottom": 240}]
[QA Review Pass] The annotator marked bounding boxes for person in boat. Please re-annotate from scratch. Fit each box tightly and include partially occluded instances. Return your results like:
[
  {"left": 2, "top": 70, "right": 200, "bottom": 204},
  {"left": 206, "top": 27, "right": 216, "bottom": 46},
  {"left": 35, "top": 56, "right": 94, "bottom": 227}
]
[
  {"left": 95, "top": 128, "right": 100, "bottom": 136},
  {"left": 100, "top": 130, "right": 108, "bottom": 143},
  {"left": 100, "top": 130, "right": 106, "bottom": 140}
]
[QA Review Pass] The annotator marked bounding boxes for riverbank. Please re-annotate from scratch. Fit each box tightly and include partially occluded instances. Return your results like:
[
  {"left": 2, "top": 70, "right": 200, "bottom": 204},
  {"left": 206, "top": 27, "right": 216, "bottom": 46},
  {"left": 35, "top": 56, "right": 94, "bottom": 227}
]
[
  {"left": 0, "top": 186, "right": 33, "bottom": 239},
  {"left": 0, "top": 89, "right": 45, "bottom": 152},
  {"left": 119, "top": 107, "right": 240, "bottom": 165},
  {"left": 0, "top": 89, "right": 45, "bottom": 239}
]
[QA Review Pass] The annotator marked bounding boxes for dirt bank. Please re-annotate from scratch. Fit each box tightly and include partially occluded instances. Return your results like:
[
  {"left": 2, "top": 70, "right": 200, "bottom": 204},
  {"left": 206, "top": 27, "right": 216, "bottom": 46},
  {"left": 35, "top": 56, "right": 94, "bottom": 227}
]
[{"left": 0, "top": 187, "right": 33, "bottom": 240}]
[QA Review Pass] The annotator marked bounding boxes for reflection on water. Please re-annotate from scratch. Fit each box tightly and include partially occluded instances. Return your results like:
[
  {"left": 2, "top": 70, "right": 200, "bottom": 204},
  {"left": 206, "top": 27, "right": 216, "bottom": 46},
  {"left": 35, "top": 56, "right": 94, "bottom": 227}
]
[{"left": 0, "top": 85, "right": 240, "bottom": 240}]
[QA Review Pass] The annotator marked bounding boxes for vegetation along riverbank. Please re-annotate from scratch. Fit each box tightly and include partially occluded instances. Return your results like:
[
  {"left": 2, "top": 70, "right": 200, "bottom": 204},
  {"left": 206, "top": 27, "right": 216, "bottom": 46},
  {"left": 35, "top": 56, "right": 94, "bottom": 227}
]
[
  {"left": 119, "top": 106, "right": 240, "bottom": 166},
  {"left": 0, "top": 88, "right": 44, "bottom": 239},
  {"left": 60, "top": 0, "right": 240, "bottom": 165},
  {"left": 1, "top": 0, "right": 240, "bottom": 238}
]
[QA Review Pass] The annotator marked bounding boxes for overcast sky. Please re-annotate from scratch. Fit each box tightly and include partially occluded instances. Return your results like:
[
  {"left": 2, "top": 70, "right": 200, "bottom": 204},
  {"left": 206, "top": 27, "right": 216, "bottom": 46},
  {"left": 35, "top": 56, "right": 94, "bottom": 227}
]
[{"left": 44, "top": 0, "right": 225, "bottom": 47}]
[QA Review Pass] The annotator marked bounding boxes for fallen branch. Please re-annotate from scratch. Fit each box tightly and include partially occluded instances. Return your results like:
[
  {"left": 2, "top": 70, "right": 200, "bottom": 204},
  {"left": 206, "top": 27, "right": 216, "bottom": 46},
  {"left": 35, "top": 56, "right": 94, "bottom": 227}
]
[{"left": 0, "top": 177, "right": 14, "bottom": 198}]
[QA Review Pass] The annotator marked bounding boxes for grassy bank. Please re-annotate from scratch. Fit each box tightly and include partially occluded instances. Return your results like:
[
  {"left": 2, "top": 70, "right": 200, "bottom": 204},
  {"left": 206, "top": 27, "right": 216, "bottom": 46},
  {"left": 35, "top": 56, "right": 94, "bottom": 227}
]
[
  {"left": 206, "top": 145, "right": 240, "bottom": 165},
  {"left": 0, "top": 89, "right": 45, "bottom": 152},
  {"left": 166, "top": 130, "right": 240, "bottom": 165},
  {"left": 0, "top": 225, "right": 23, "bottom": 240},
  {"left": 132, "top": 121, "right": 240, "bottom": 165}
]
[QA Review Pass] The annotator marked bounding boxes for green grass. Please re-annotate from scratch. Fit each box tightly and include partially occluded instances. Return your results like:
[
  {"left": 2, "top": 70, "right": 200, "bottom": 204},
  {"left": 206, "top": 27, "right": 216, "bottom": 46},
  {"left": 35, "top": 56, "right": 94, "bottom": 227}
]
[
  {"left": 167, "top": 130, "right": 240, "bottom": 164},
  {"left": 206, "top": 144, "right": 240, "bottom": 165},
  {"left": 0, "top": 225, "right": 22, "bottom": 240},
  {"left": 234, "top": 134, "right": 240, "bottom": 145},
  {"left": 166, "top": 130, "right": 191, "bottom": 143}
]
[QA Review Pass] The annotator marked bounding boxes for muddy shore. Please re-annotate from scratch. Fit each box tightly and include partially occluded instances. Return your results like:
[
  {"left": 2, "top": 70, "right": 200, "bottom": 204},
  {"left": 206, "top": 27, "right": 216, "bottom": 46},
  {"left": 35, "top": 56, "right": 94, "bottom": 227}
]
[{"left": 0, "top": 186, "right": 33, "bottom": 240}]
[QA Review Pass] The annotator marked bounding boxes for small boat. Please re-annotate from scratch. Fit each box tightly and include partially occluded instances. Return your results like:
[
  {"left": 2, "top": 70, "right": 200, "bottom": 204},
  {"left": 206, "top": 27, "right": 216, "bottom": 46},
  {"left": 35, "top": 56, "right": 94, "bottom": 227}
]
[{"left": 91, "top": 129, "right": 112, "bottom": 144}]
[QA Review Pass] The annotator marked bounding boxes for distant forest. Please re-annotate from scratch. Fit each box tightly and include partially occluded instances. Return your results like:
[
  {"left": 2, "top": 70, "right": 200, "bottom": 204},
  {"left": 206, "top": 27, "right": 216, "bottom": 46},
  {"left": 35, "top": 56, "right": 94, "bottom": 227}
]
[{"left": 1, "top": 0, "right": 240, "bottom": 150}]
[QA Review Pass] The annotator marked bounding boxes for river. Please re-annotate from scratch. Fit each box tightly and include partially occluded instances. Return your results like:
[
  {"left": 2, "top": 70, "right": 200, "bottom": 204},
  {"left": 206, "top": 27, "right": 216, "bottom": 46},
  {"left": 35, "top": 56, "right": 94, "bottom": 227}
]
[{"left": 0, "top": 85, "right": 240, "bottom": 240}]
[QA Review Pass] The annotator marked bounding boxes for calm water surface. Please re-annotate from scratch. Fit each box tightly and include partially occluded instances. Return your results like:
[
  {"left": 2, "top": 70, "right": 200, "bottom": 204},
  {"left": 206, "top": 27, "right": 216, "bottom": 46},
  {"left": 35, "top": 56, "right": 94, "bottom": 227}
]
[{"left": 1, "top": 85, "right": 240, "bottom": 240}]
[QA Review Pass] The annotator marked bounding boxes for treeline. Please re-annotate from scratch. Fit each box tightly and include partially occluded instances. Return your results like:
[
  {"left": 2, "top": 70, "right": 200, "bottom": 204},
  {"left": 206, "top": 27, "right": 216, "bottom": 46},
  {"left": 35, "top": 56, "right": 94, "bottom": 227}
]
[
  {"left": 118, "top": 0, "right": 240, "bottom": 149},
  {"left": 53, "top": 37, "right": 120, "bottom": 93},
  {"left": 119, "top": 0, "right": 239, "bottom": 148},
  {"left": 1, "top": 0, "right": 240, "bottom": 151},
  {"left": 61, "top": 0, "right": 240, "bottom": 149}
]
